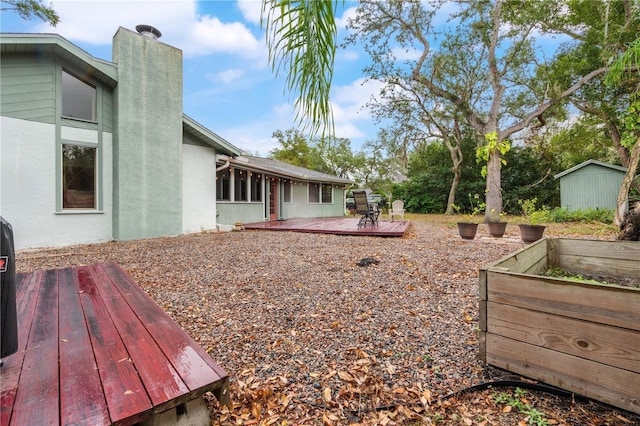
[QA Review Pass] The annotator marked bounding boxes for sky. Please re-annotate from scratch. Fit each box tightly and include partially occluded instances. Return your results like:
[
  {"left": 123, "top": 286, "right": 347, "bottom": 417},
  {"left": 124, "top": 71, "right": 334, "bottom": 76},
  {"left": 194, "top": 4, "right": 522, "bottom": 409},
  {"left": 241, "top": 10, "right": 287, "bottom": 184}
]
[{"left": 0, "top": 0, "right": 381, "bottom": 156}]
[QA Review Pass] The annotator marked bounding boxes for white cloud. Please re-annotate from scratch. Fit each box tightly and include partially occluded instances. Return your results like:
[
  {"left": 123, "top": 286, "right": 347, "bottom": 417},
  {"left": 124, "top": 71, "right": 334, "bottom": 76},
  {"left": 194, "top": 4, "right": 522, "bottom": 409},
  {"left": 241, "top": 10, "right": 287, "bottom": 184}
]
[
  {"left": 336, "top": 6, "right": 358, "bottom": 31},
  {"left": 34, "top": 0, "right": 197, "bottom": 45},
  {"left": 186, "top": 15, "right": 263, "bottom": 58},
  {"left": 32, "top": 0, "right": 265, "bottom": 60},
  {"left": 237, "top": 0, "right": 262, "bottom": 25},
  {"left": 216, "top": 68, "right": 245, "bottom": 84}
]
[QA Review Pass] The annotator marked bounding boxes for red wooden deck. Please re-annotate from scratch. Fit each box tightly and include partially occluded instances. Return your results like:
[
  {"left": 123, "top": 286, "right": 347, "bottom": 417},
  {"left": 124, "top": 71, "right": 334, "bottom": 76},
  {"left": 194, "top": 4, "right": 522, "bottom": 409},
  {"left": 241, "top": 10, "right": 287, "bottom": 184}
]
[
  {"left": 243, "top": 217, "right": 410, "bottom": 237},
  {"left": 1, "top": 263, "right": 228, "bottom": 426}
]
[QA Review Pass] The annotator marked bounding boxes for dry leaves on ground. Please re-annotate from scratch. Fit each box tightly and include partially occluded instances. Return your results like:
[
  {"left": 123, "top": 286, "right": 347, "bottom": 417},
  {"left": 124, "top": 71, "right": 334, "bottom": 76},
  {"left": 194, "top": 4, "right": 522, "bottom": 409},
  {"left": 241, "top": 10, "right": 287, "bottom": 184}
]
[{"left": 16, "top": 219, "right": 638, "bottom": 425}]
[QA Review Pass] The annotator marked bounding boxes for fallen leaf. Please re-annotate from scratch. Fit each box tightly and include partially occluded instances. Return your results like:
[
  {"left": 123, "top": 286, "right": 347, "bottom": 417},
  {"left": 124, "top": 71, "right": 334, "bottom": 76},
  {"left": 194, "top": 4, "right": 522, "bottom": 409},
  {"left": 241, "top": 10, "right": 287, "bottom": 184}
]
[{"left": 323, "top": 387, "right": 332, "bottom": 402}]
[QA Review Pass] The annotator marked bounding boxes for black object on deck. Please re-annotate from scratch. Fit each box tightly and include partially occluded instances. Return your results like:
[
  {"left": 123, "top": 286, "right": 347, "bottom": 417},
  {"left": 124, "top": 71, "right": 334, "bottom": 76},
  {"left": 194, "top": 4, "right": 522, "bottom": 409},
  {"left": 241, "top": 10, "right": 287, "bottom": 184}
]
[{"left": 1, "top": 216, "right": 18, "bottom": 360}]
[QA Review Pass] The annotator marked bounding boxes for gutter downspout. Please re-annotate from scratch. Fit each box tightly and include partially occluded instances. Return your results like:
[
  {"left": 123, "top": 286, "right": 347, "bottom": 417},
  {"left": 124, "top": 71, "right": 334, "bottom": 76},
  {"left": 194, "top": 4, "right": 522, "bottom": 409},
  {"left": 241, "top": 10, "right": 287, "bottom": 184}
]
[{"left": 216, "top": 154, "right": 231, "bottom": 172}]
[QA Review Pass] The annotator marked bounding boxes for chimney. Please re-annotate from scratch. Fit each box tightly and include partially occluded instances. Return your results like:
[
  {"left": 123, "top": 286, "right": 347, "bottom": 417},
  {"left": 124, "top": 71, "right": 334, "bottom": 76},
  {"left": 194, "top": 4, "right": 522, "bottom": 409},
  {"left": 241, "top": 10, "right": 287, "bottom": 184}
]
[{"left": 135, "top": 24, "right": 162, "bottom": 40}]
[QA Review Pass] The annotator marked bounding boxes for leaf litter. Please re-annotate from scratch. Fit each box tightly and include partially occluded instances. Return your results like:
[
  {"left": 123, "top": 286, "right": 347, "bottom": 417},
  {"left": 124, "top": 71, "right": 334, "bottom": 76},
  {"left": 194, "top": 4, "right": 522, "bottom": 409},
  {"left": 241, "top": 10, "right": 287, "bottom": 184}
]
[{"left": 16, "top": 221, "right": 638, "bottom": 425}]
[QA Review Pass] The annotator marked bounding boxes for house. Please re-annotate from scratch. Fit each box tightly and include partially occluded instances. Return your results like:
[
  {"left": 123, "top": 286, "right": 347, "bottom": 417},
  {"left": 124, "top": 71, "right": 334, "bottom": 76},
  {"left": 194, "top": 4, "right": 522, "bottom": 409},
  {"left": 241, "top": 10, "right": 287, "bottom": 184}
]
[
  {"left": 554, "top": 159, "right": 628, "bottom": 211},
  {"left": 1, "top": 26, "right": 352, "bottom": 250}
]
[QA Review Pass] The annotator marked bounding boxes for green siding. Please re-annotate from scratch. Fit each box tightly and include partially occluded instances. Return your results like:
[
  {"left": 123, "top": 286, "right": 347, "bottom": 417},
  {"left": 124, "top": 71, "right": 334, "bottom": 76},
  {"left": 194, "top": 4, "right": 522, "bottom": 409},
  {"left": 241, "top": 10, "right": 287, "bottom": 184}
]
[
  {"left": 0, "top": 52, "right": 114, "bottom": 130},
  {"left": 0, "top": 54, "right": 56, "bottom": 123},
  {"left": 559, "top": 164, "right": 625, "bottom": 211}
]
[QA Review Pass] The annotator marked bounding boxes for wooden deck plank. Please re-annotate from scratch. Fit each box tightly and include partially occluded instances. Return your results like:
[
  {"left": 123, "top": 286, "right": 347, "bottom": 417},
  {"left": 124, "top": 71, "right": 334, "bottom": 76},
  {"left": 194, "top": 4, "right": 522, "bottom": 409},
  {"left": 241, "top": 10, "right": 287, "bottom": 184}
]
[
  {"left": 75, "top": 266, "right": 152, "bottom": 425},
  {"left": 4, "top": 263, "right": 229, "bottom": 424},
  {"left": 58, "top": 267, "right": 110, "bottom": 425},
  {"left": 101, "top": 264, "right": 229, "bottom": 402},
  {"left": 10, "top": 269, "right": 59, "bottom": 426},
  {"left": 0, "top": 271, "right": 43, "bottom": 426},
  {"left": 243, "top": 217, "right": 410, "bottom": 237},
  {"left": 86, "top": 264, "right": 191, "bottom": 412}
]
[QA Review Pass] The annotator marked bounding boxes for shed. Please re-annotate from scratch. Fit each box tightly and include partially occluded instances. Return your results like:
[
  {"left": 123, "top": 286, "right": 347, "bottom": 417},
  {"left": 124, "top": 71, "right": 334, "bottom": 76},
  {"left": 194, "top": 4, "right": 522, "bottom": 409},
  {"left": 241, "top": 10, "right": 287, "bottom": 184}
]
[{"left": 554, "top": 160, "right": 627, "bottom": 211}]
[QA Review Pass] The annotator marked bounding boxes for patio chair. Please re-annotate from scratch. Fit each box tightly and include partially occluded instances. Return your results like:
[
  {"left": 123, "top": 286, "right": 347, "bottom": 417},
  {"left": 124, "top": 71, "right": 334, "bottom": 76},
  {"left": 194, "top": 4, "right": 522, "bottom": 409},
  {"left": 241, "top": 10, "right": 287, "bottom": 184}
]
[
  {"left": 389, "top": 199, "right": 405, "bottom": 221},
  {"left": 353, "top": 191, "right": 379, "bottom": 228}
]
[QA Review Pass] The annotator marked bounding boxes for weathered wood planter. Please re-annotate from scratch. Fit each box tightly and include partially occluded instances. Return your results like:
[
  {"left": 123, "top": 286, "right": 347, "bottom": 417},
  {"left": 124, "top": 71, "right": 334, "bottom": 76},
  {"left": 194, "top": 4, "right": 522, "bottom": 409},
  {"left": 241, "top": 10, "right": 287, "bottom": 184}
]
[{"left": 479, "top": 238, "right": 640, "bottom": 414}]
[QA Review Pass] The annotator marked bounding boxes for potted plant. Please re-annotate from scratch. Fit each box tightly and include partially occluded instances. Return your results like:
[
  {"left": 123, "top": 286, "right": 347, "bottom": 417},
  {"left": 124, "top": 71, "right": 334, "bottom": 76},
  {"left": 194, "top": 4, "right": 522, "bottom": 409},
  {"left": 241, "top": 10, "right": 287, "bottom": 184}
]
[
  {"left": 518, "top": 198, "right": 548, "bottom": 243},
  {"left": 453, "top": 194, "right": 485, "bottom": 240},
  {"left": 487, "top": 208, "right": 507, "bottom": 238}
]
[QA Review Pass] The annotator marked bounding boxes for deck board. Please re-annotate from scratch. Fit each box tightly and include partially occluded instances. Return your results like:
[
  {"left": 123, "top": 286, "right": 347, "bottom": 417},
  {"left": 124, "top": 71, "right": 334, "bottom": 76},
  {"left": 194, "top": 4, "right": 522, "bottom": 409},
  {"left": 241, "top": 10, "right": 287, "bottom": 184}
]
[
  {"left": 58, "top": 267, "right": 110, "bottom": 426},
  {"left": 0, "top": 271, "right": 43, "bottom": 426},
  {"left": 10, "top": 270, "right": 60, "bottom": 426},
  {"left": 2, "top": 263, "right": 229, "bottom": 425},
  {"left": 76, "top": 266, "right": 153, "bottom": 425},
  {"left": 102, "top": 264, "right": 229, "bottom": 401},
  {"left": 243, "top": 217, "right": 410, "bottom": 237}
]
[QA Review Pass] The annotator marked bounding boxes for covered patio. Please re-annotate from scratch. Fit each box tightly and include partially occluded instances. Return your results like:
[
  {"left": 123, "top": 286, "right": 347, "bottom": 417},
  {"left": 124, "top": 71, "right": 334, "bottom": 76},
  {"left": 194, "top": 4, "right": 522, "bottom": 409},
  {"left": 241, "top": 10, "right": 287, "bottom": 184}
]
[{"left": 243, "top": 217, "right": 410, "bottom": 237}]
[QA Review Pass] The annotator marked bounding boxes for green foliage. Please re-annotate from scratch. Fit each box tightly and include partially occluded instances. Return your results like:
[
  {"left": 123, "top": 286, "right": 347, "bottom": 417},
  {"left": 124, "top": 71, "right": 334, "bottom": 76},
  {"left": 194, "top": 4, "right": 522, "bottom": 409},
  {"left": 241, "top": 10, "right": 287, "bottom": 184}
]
[
  {"left": 452, "top": 193, "right": 485, "bottom": 222},
  {"left": 544, "top": 207, "right": 614, "bottom": 224},
  {"left": 543, "top": 266, "right": 610, "bottom": 285},
  {"left": 493, "top": 388, "right": 549, "bottom": 426},
  {"left": 269, "top": 129, "right": 315, "bottom": 169},
  {"left": 476, "top": 132, "right": 511, "bottom": 178},
  {"left": 262, "top": 0, "right": 340, "bottom": 136},
  {"left": 1, "top": 0, "right": 59, "bottom": 26},
  {"left": 519, "top": 198, "right": 550, "bottom": 225}
]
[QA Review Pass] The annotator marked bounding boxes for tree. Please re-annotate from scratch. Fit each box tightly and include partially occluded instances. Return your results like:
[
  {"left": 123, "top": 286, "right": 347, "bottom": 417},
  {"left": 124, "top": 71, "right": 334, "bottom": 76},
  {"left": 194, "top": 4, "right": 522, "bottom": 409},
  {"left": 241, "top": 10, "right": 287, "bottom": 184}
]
[
  {"left": 310, "top": 135, "right": 359, "bottom": 179},
  {"left": 261, "top": 0, "right": 340, "bottom": 135},
  {"left": 606, "top": 36, "right": 640, "bottom": 228},
  {"left": 346, "top": 0, "right": 613, "bottom": 222},
  {"left": 269, "top": 128, "right": 315, "bottom": 168},
  {"left": 1, "top": 0, "right": 59, "bottom": 26}
]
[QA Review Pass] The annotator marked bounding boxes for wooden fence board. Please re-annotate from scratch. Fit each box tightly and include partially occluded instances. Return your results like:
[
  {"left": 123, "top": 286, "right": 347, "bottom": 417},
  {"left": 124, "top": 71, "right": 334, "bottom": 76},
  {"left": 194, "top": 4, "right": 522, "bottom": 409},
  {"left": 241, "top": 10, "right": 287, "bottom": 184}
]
[
  {"left": 486, "top": 301, "right": 640, "bottom": 372},
  {"left": 487, "top": 271, "right": 640, "bottom": 331},
  {"left": 486, "top": 334, "right": 640, "bottom": 414}
]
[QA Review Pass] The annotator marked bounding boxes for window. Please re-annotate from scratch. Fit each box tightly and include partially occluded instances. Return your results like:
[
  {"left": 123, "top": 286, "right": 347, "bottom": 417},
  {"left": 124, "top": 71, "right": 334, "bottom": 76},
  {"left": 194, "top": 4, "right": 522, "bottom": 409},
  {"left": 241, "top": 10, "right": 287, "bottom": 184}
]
[
  {"left": 283, "top": 180, "right": 291, "bottom": 203},
  {"left": 308, "top": 183, "right": 320, "bottom": 203},
  {"left": 216, "top": 168, "right": 230, "bottom": 201},
  {"left": 62, "top": 144, "right": 96, "bottom": 209},
  {"left": 234, "top": 168, "right": 248, "bottom": 201},
  {"left": 251, "top": 173, "right": 262, "bottom": 202},
  {"left": 322, "top": 184, "right": 333, "bottom": 203},
  {"left": 62, "top": 70, "right": 96, "bottom": 121}
]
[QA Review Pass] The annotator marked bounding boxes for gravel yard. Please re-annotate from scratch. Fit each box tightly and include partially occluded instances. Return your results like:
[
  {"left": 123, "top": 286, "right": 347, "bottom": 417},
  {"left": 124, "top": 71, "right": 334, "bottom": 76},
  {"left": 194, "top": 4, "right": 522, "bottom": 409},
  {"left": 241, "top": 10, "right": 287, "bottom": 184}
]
[{"left": 15, "top": 219, "right": 638, "bottom": 425}]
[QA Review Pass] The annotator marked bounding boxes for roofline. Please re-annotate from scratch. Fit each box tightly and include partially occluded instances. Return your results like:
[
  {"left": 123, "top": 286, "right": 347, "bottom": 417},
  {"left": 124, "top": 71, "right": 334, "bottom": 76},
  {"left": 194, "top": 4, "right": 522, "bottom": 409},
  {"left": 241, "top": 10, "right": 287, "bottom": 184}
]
[
  {"left": 554, "top": 159, "right": 628, "bottom": 179},
  {"left": 0, "top": 32, "right": 118, "bottom": 87},
  {"left": 226, "top": 156, "right": 353, "bottom": 185},
  {"left": 182, "top": 114, "right": 242, "bottom": 156}
]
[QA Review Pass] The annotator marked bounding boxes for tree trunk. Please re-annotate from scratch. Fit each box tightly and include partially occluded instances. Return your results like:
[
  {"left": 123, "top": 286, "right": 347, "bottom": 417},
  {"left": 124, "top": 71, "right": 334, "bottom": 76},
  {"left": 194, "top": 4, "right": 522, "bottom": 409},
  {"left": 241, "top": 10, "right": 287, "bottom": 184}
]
[
  {"left": 614, "top": 138, "right": 640, "bottom": 226},
  {"left": 446, "top": 168, "right": 462, "bottom": 215},
  {"left": 445, "top": 137, "right": 463, "bottom": 215},
  {"left": 485, "top": 149, "right": 502, "bottom": 221}
]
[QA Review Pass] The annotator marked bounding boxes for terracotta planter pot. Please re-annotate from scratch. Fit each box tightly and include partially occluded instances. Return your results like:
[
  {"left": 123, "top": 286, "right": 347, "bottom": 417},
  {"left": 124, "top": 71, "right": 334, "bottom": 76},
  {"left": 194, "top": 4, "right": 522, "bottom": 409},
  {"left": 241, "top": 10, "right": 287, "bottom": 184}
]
[
  {"left": 457, "top": 222, "right": 478, "bottom": 240},
  {"left": 487, "top": 221, "right": 507, "bottom": 238},
  {"left": 518, "top": 224, "right": 546, "bottom": 244}
]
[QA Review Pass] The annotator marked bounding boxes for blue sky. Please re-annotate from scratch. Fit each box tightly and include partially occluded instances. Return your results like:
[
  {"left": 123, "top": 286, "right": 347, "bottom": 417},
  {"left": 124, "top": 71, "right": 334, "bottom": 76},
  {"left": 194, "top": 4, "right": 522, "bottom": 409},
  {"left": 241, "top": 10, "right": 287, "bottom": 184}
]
[{"left": 1, "top": 0, "right": 381, "bottom": 156}]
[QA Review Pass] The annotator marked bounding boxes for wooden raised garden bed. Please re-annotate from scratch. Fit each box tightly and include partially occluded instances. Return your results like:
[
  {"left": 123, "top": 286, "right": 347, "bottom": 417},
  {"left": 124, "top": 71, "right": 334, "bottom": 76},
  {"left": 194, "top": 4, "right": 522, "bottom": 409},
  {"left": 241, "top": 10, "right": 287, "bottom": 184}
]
[{"left": 479, "top": 238, "right": 640, "bottom": 414}]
